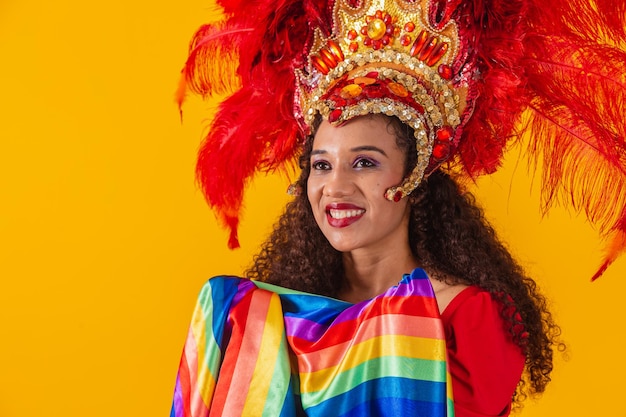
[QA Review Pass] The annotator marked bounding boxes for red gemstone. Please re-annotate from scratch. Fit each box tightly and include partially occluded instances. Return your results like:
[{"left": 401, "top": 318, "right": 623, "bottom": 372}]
[
  {"left": 366, "top": 71, "right": 379, "bottom": 78},
  {"left": 393, "top": 190, "right": 403, "bottom": 202},
  {"left": 410, "top": 30, "right": 428, "bottom": 57},
  {"left": 361, "top": 26, "right": 369, "bottom": 36},
  {"left": 436, "top": 126, "right": 453, "bottom": 141},
  {"left": 432, "top": 142, "right": 450, "bottom": 160},
  {"left": 381, "top": 36, "right": 390, "bottom": 46},
  {"left": 404, "top": 22, "right": 415, "bottom": 32},
  {"left": 426, "top": 42, "right": 448, "bottom": 66},
  {"left": 400, "top": 34, "right": 411, "bottom": 46},
  {"left": 363, "top": 37, "right": 372, "bottom": 46},
  {"left": 418, "top": 37, "right": 437, "bottom": 61},
  {"left": 385, "top": 25, "right": 394, "bottom": 35},
  {"left": 329, "top": 109, "right": 343, "bottom": 123},
  {"left": 364, "top": 85, "right": 385, "bottom": 98},
  {"left": 438, "top": 64, "right": 453, "bottom": 80},
  {"left": 372, "top": 40, "right": 382, "bottom": 50}
]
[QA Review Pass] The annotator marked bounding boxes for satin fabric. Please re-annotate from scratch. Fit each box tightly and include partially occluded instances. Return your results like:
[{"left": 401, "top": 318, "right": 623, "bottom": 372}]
[{"left": 171, "top": 268, "right": 454, "bottom": 416}]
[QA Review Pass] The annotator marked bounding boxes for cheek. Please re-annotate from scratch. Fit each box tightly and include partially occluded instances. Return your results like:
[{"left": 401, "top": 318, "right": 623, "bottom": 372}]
[
  {"left": 306, "top": 180, "right": 326, "bottom": 229},
  {"left": 306, "top": 177, "right": 321, "bottom": 207}
]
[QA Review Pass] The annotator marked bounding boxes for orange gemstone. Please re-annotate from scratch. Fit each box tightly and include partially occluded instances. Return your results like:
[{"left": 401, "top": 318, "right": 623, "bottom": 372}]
[
  {"left": 367, "top": 18, "right": 387, "bottom": 40},
  {"left": 375, "top": 10, "right": 383, "bottom": 19},
  {"left": 340, "top": 83, "right": 363, "bottom": 99},
  {"left": 312, "top": 56, "right": 330, "bottom": 74},
  {"left": 353, "top": 76, "right": 377, "bottom": 85},
  {"left": 404, "top": 21, "right": 415, "bottom": 32},
  {"left": 348, "top": 29, "right": 358, "bottom": 40},
  {"left": 349, "top": 42, "right": 359, "bottom": 52},
  {"left": 400, "top": 34, "right": 411, "bottom": 46},
  {"left": 388, "top": 82, "right": 409, "bottom": 97},
  {"left": 327, "top": 40, "right": 345, "bottom": 61},
  {"left": 319, "top": 48, "right": 338, "bottom": 68},
  {"left": 360, "top": 26, "right": 369, "bottom": 36}
]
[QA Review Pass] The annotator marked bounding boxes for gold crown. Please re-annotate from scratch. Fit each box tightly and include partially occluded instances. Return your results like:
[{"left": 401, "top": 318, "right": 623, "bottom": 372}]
[{"left": 296, "top": 0, "right": 468, "bottom": 201}]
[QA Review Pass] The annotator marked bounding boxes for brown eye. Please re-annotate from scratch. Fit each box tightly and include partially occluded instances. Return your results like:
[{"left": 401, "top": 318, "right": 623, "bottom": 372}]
[
  {"left": 354, "top": 158, "right": 378, "bottom": 168},
  {"left": 312, "top": 160, "right": 331, "bottom": 170}
]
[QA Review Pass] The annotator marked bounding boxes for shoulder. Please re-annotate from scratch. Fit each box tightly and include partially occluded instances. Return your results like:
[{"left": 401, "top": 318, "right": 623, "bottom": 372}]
[
  {"left": 199, "top": 275, "right": 248, "bottom": 294},
  {"left": 440, "top": 286, "right": 526, "bottom": 416},
  {"left": 440, "top": 286, "right": 515, "bottom": 349},
  {"left": 440, "top": 286, "right": 486, "bottom": 323}
]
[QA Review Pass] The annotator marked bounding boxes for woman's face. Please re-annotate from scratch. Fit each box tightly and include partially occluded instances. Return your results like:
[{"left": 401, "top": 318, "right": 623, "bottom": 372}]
[{"left": 307, "top": 116, "right": 411, "bottom": 254}]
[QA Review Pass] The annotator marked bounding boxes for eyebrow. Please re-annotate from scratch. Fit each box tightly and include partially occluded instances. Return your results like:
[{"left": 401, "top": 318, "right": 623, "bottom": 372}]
[{"left": 310, "top": 145, "right": 388, "bottom": 156}]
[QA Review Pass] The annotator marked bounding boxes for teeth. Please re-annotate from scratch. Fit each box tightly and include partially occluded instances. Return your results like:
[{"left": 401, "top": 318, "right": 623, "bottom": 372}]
[{"left": 329, "top": 209, "right": 365, "bottom": 219}]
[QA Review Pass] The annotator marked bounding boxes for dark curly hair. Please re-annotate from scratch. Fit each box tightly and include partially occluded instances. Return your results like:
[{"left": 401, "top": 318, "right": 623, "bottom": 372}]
[{"left": 246, "top": 115, "right": 562, "bottom": 403}]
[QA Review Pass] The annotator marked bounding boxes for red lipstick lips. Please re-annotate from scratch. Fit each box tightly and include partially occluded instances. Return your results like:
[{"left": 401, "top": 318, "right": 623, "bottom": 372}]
[{"left": 325, "top": 203, "right": 365, "bottom": 228}]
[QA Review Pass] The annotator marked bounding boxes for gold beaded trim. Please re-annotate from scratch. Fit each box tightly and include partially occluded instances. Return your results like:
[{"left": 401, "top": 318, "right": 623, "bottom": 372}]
[{"left": 296, "top": 0, "right": 467, "bottom": 200}]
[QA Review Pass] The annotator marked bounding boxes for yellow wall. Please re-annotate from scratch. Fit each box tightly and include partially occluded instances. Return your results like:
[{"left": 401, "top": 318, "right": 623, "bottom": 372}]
[{"left": 0, "top": 1, "right": 623, "bottom": 415}]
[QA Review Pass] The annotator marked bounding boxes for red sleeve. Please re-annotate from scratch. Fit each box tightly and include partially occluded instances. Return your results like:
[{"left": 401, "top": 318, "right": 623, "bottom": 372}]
[{"left": 441, "top": 287, "right": 525, "bottom": 417}]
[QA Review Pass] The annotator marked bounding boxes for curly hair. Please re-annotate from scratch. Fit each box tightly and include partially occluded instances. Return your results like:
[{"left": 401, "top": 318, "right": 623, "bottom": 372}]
[{"left": 245, "top": 115, "right": 562, "bottom": 403}]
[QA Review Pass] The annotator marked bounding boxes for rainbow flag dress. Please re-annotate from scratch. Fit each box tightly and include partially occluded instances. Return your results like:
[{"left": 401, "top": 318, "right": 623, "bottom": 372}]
[{"left": 170, "top": 268, "right": 454, "bottom": 416}]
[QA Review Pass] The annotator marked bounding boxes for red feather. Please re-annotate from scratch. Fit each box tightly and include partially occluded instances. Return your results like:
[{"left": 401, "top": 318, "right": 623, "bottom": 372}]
[
  {"left": 180, "top": 0, "right": 326, "bottom": 247},
  {"left": 521, "top": 0, "right": 626, "bottom": 278},
  {"left": 181, "top": 0, "right": 626, "bottom": 277}
]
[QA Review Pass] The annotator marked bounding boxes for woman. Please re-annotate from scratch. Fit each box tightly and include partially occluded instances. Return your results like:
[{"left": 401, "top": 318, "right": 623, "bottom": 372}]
[
  {"left": 171, "top": 0, "right": 624, "bottom": 415},
  {"left": 244, "top": 114, "right": 556, "bottom": 415},
  {"left": 171, "top": 115, "right": 557, "bottom": 417}
]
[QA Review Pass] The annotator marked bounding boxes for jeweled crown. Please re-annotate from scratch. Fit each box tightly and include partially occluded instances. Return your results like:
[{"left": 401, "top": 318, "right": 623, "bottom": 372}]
[{"left": 295, "top": 0, "right": 469, "bottom": 201}]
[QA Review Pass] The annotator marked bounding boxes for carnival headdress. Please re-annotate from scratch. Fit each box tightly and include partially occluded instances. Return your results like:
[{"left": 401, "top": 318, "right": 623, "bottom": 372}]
[{"left": 177, "top": 0, "right": 626, "bottom": 279}]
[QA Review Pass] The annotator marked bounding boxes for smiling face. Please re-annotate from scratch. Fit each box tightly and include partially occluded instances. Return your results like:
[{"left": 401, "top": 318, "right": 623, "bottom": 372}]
[{"left": 307, "top": 115, "right": 412, "bottom": 255}]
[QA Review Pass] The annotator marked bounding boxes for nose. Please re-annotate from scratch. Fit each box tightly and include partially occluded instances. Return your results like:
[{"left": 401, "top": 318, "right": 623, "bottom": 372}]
[{"left": 323, "top": 166, "right": 356, "bottom": 197}]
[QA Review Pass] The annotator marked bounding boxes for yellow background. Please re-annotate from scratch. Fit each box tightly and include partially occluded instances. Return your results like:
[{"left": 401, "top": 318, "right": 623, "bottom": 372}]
[{"left": 1, "top": 1, "right": 624, "bottom": 415}]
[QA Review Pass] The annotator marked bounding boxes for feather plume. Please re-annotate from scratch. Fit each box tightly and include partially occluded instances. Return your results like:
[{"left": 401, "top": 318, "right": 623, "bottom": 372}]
[
  {"left": 180, "top": 0, "right": 325, "bottom": 247},
  {"left": 181, "top": 0, "right": 626, "bottom": 277},
  {"left": 521, "top": 0, "right": 626, "bottom": 278},
  {"left": 455, "top": 0, "right": 529, "bottom": 176},
  {"left": 452, "top": 0, "right": 626, "bottom": 278}
]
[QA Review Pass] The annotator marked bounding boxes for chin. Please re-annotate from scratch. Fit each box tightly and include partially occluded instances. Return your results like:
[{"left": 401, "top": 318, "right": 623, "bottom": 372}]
[{"left": 323, "top": 233, "right": 363, "bottom": 253}]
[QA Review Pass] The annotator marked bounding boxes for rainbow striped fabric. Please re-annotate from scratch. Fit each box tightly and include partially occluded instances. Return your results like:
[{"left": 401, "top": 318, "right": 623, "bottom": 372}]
[{"left": 171, "top": 268, "right": 454, "bottom": 416}]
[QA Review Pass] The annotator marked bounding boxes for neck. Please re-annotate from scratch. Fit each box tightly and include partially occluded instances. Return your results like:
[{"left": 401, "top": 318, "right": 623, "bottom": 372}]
[{"left": 338, "top": 245, "right": 419, "bottom": 303}]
